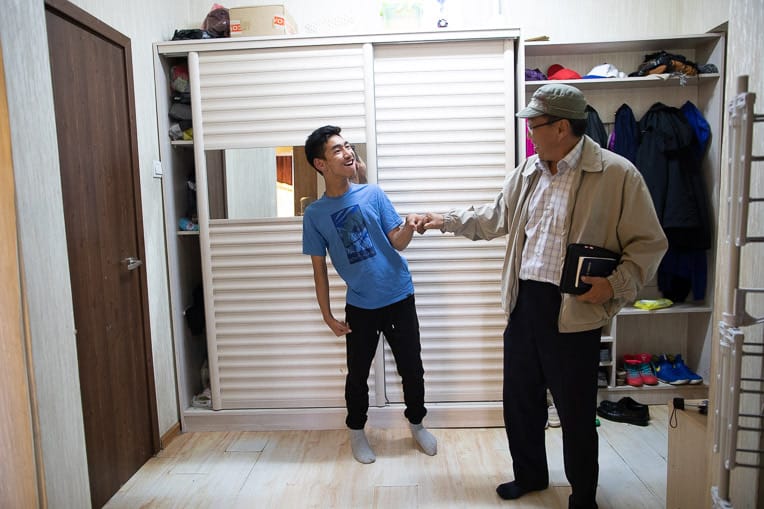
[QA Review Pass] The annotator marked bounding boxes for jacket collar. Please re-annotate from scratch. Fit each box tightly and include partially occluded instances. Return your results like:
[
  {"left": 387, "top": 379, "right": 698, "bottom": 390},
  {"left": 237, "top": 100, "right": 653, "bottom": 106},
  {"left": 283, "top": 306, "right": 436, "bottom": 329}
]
[
  {"left": 521, "top": 135, "right": 603, "bottom": 177},
  {"left": 578, "top": 135, "right": 605, "bottom": 173}
]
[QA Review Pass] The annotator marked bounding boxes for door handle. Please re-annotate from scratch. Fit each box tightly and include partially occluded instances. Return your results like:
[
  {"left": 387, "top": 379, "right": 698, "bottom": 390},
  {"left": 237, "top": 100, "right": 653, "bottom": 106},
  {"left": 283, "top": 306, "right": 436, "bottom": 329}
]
[{"left": 123, "top": 257, "right": 143, "bottom": 271}]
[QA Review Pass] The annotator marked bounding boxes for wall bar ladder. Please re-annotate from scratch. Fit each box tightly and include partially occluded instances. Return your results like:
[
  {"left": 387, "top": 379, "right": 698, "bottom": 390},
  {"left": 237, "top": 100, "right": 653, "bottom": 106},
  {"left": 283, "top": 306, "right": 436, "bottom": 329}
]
[{"left": 713, "top": 75, "right": 764, "bottom": 509}]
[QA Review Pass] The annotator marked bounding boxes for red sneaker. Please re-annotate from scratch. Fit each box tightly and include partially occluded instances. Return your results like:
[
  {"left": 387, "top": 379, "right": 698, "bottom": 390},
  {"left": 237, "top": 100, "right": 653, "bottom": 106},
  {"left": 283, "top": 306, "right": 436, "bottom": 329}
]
[
  {"left": 623, "top": 355, "right": 643, "bottom": 387},
  {"left": 636, "top": 352, "right": 658, "bottom": 385}
]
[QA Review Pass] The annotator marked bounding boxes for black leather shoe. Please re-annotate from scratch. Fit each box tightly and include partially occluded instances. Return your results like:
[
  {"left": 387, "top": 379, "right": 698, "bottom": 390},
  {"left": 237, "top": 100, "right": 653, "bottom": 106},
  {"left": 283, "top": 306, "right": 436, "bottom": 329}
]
[
  {"left": 618, "top": 397, "right": 648, "bottom": 412},
  {"left": 496, "top": 481, "right": 548, "bottom": 500},
  {"left": 596, "top": 399, "right": 649, "bottom": 426},
  {"left": 569, "top": 494, "right": 599, "bottom": 509},
  {"left": 599, "top": 397, "right": 649, "bottom": 419}
]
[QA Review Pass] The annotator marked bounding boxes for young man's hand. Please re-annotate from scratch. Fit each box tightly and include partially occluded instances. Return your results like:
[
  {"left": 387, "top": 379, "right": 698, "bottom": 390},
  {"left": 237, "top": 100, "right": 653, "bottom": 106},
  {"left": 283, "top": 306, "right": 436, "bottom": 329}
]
[
  {"left": 325, "top": 315, "right": 352, "bottom": 336},
  {"left": 405, "top": 213, "right": 424, "bottom": 232}
]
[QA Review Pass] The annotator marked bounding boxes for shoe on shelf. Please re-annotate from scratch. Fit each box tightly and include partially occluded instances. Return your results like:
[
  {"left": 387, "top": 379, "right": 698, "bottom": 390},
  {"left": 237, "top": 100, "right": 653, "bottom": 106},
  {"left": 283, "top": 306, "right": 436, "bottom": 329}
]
[
  {"left": 598, "top": 369, "right": 609, "bottom": 387},
  {"left": 547, "top": 404, "right": 561, "bottom": 427},
  {"left": 672, "top": 354, "right": 703, "bottom": 384},
  {"left": 623, "top": 355, "right": 643, "bottom": 387},
  {"left": 636, "top": 352, "right": 658, "bottom": 385},
  {"left": 596, "top": 397, "right": 649, "bottom": 426},
  {"left": 654, "top": 354, "right": 689, "bottom": 385}
]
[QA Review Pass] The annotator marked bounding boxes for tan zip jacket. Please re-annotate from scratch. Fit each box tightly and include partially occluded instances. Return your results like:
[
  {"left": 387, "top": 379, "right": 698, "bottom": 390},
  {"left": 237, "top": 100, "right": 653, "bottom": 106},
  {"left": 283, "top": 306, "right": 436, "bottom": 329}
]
[{"left": 443, "top": 136, "right": 668, "bottom": 333}]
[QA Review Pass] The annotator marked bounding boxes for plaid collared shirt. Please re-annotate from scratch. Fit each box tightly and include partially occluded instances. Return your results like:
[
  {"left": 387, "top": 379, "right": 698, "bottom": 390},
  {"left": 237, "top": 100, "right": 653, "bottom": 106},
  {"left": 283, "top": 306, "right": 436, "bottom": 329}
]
[{"left": 519, "top": 137, "right": 585, "bottom": 285}]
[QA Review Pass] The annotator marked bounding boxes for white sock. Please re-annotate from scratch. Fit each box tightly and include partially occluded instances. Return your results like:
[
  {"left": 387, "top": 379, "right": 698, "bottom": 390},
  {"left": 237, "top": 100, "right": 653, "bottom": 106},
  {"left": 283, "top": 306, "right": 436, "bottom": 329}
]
[
  {"left": 350, "top": 429, "right": 376, "bottom": 464},
  {"left": 410, "top": 422, "right": 437, "bottom": 456}
]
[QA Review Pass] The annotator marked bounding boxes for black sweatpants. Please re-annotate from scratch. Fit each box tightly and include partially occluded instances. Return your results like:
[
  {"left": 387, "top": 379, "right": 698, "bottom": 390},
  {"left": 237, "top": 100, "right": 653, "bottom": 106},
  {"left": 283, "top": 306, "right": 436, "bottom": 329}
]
[
  {"left": 344, "top": 294, "right": 427, "bottom": 430},
  {"left": 503, "top": 279, "right": 601, "bottom": 509}
]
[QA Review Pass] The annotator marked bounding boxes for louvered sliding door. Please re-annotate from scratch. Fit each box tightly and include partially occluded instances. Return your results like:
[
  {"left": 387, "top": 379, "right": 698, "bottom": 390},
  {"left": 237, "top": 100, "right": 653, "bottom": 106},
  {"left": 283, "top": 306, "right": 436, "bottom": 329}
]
[
  {"left": 187, "top": 34, "right": 518, "bottom": 412},
  {"left": 373, "top": 40, "right": 515, "bottom": 404},
  {"left": 190, "top": 45, "right": 374, "bottom": 409}
]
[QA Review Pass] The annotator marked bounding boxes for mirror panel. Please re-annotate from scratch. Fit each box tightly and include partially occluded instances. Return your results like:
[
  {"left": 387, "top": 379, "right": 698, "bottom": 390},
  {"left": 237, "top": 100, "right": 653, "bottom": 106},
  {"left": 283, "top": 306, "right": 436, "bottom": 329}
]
[{"left": 205, "top": 144, "right": 367, "bottom": 220}]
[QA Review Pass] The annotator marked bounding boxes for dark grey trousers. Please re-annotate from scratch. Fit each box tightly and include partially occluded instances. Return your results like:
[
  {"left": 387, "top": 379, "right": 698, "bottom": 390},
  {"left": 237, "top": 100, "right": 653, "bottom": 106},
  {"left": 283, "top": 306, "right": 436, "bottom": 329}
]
[{"left": 503, "top": 279, "right": 601, "bottom": 509}]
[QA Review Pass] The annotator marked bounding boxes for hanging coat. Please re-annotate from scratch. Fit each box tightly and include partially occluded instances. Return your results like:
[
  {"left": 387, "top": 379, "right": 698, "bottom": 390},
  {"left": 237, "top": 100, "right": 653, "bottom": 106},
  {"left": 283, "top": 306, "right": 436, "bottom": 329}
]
[
  {"left": 584, "top": 104, "right": 608, "bottom": 148},
  {"left": 637, "top": 102, "right": 712, "bottom": 302},
  {"left": 680, "top": 100, "right": 711, "bottom": 160},
  {"left": 612, "top": 103, "right": 639, "bottom": 164},
  {"left": 635, "top": 102, "right": 710, "bottom": 250}
]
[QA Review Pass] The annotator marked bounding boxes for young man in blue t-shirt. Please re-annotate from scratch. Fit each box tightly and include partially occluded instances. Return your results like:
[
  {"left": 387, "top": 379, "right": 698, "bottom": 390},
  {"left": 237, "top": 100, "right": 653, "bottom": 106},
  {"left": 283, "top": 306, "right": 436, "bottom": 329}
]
[{"left": 302, "top": 125, "right": 437, "bottom": 464}]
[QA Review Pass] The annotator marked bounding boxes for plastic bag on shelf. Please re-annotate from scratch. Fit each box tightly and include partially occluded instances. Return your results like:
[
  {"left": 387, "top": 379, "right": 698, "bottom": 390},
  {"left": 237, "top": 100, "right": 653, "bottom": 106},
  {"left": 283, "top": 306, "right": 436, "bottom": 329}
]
[
  {"left": 201, "top": 3, "right": 230, "bottom": 38},
  {"left": 633, "top": 298, "right": 674, "bottom": 310}
]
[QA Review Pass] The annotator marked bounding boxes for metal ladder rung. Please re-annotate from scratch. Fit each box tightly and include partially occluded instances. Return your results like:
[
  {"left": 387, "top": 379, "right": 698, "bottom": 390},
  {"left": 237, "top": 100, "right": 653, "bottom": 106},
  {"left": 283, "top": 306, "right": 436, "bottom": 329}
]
[{"left": 735, "top": 462, "right": 763, "bottom": 469}]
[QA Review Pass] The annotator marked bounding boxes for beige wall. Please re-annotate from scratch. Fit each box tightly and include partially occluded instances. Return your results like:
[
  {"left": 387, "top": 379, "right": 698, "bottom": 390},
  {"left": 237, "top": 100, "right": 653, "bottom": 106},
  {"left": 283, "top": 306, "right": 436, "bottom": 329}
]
[
  {"left": 6, "top": 0, "right": 762, "bottom": 507},
  {"left": 187, "top": 0, "right": 728, "bottom": 41}
]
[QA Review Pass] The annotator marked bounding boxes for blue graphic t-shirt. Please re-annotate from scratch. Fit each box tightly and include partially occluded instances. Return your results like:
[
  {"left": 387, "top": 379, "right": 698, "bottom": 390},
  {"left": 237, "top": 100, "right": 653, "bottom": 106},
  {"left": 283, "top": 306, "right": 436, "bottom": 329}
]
[{"left": 302, "top": 183, "right": 414, "bottom": 309}]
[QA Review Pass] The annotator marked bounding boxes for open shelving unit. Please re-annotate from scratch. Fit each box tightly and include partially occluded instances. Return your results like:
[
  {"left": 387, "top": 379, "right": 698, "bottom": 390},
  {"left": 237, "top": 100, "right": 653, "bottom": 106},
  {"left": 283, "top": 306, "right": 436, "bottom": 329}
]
[{"left": 522, "top": 33, "right": 726, "bottom": 404}]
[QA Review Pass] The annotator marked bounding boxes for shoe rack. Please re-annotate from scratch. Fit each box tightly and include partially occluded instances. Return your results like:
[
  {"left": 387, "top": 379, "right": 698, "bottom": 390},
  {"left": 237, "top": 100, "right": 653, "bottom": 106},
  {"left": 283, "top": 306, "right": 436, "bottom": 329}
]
[{"left": 600, "top": 304, "right": 712, "bottom": 404}]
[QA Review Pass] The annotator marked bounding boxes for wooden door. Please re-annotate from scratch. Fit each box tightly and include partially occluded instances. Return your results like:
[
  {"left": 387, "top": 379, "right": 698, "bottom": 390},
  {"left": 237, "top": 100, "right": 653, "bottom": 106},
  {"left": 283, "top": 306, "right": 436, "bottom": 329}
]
[{"left": 44, "top": 1, "right": 159, "bottom": 506}]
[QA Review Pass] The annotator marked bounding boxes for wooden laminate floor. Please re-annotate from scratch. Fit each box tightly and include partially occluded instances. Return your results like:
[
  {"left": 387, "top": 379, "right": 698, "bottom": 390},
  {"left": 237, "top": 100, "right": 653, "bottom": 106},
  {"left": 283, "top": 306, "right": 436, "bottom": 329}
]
[{"left": 105, "top": 405, "right": 669, "bottom": 509}]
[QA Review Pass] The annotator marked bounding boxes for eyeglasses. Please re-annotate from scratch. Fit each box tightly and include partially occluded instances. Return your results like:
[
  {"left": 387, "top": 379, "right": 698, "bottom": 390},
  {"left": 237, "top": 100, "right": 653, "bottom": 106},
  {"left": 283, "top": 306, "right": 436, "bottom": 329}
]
[{"left": 526, "top": 118, "right": 562, "bottom": 133}]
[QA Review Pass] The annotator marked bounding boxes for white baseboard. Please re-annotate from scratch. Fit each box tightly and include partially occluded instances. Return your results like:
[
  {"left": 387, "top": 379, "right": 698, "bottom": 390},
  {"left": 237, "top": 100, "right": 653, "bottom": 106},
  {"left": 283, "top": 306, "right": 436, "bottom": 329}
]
[{"left": 181, "top": 401, "right": 504, "bottom": 432}]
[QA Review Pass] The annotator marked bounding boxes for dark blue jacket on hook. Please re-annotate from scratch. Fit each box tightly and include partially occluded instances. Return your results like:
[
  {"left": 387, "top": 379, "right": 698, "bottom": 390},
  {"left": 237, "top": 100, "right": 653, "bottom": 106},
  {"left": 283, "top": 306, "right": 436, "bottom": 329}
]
[{"left": 612, "top": 104, "right": 639, "bottom": 164}]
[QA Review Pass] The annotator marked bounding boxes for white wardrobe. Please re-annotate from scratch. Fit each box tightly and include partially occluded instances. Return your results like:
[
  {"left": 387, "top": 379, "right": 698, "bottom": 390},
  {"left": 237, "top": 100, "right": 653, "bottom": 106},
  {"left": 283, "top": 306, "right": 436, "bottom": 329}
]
[
  {"left": 155, "top": 29, "right": 520, "bottom": 431},
  {"left": 154, "top": 29, "right": 725, "bottom": 431}
]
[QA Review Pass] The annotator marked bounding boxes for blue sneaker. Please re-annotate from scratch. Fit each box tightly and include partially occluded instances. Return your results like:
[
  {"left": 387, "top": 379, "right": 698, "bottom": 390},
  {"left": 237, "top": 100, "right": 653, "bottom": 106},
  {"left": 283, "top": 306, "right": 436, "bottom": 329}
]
[
  {"left": 654, "top": 354, "right": 689, "bottom": 385},
  {"left": 672, "top": 354, "right": 703, "bottom": 384}
]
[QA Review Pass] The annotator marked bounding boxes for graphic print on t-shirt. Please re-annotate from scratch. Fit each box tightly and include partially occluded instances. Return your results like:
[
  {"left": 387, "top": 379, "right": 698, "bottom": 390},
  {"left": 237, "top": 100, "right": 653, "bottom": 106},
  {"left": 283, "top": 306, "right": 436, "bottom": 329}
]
[{"left": 331, "top": 204, "right": 376, "bottom": 264}]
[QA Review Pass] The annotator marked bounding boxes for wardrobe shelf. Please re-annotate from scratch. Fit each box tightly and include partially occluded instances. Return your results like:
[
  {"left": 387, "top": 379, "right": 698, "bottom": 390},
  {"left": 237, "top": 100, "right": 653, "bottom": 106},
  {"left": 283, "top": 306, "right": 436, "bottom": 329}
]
[
  {"left": 598, "top": 383, "right": 709, "bottom": 406},
  {"left": 618, "top": 303, "right": 713, "bottom": 316},
  {"left": 524, "top": 34, "right": 723, "bottom": 57},
  {"left": 525, "top": 74, "right": 719, "bottom": 91}
]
